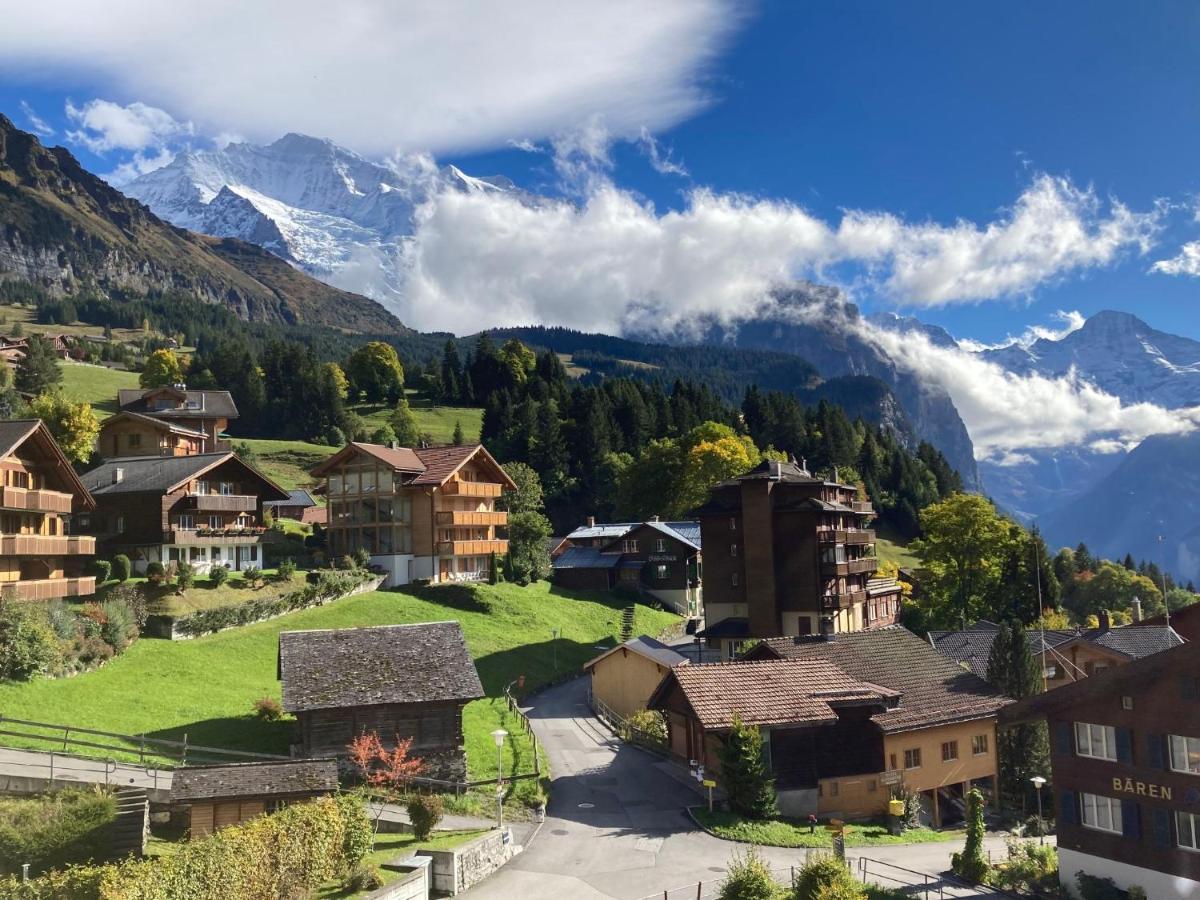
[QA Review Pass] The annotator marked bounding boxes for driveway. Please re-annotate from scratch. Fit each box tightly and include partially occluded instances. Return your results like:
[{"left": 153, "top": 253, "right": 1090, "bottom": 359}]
[{"left": 464, "top": 677, "right": 1021, "bottom": 899}]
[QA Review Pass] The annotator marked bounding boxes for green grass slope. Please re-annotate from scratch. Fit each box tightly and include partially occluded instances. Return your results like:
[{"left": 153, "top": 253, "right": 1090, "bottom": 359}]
[{"left": 57, "top": 361, "right": 140, "bottom": 415}]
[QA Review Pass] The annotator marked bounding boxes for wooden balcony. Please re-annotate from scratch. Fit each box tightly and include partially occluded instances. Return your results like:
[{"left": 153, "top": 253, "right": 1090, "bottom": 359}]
[
  {"left": 0, "top": 486, "right": 74, "bottom": 514},
  {"left": 435, "top": 510, "right": 508, "bottom": 527},
  {"left": 441, "top": 481, "right": 502, "bottom": 498},
  {"left": 821, "top": 589, "right": 867, "bottom": 610},
  {"left": 849, "top": 501, "right": 875, "bottom": 515},
  {"left": 819, "top": 529, "right": 876, "bottom": 545},
  {"left": 1, "top": 576, "right": 97, "bottom": 601},
  {"left": 437, "top": 539, "right": 509, "bottom": 557},
  {"left": 0, "top": 534, "right": 96, "bottom": 556},
  {"left": 165, "top": 529, "right": 275, "bottom": 546},
  {"left": 820, "top": 557, "right": 879, "bottom": 577},
  {"left": 188, "top": 493, "right": 257, "bottom": 512}
]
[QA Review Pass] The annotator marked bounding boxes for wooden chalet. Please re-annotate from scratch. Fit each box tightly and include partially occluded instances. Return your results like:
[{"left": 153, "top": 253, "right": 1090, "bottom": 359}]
[
  {"left": 98, "top": 411, "right": 209, "bottom": 459},
  {"left": 584, "top": 635, "right": 688, "bottom": 721},
  {"left": 116, "top": 385, "right": 239, "bottom": 453}
]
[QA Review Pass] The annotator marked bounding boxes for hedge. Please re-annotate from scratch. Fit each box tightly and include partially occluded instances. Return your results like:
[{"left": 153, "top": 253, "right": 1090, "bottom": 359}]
[
  {"left": 172, "top": 570, "right": 375, "bottom": 638},
  {"left": 0, "top": 793, "right": 371, "bottom": 900},
  {"left": 0, "top": 790, "right": 116, "bottom": 877}
]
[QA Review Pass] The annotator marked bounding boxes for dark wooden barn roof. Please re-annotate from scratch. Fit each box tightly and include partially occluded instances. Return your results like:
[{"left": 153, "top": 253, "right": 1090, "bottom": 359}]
[{"left": 170, "top": 758, "right": 339, "bottom": 802}]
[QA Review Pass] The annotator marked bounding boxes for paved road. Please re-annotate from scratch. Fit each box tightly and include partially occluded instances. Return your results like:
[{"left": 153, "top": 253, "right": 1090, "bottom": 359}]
[
  {"left": 0, "top": 746, "right": 173, "bottom": 797},
  {"left": 464, "top": 677, "right": 1029, "bottom": 899}
]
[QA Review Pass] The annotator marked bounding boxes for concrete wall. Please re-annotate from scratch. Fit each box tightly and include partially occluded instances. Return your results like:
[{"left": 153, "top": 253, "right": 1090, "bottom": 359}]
[
  {"left": 1059, "top": 846, "right": 1199, "bottom": 899},
  {"left": 416, "top": 828, "right": 517, "bottom": 896},
  {"left": 363, "top": 856, "right": 431, "bottom": 900}
]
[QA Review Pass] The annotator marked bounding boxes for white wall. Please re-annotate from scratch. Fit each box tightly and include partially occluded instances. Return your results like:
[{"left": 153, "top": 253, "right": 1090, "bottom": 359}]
[
  {"left": 1058, "top": 847, "right": 1199, "bottom": 899},
  {"left": 371, "top": 553, "right": 416, "bottom": 587}
]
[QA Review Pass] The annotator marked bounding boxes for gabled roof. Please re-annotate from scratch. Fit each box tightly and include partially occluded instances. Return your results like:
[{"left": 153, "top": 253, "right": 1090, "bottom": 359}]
[
  {"left": 278, "top": 622, "right": 485, "bottom": 713},
  {"left": 749, "top": 628, "right": 1009, "bottom": 734},
  {"left": 118, "top": 388, "right": 239, "bottom": 419},
  {"left": 696, "top": 616, "right": 751, "bottom": 639},
  {"left": 866, "top": 577, "right": 903, "bottom": 596},
  {"left": 566, "top": 522, "right": 637, "bottom": 541},
  {"left": 552, "top": 546, "right": 622, "bottom": 570},
  {"left": 583, "top": 635, "right": 688, "bottom": 672},
  {"left": 265, "top": 488, "right": 318, "bottom": 509},
  {"left": 0, "top": 420, "right": 95, "bottom": 511},
  {"left": 170, "top": 759, "right": 339, "bottom": 802},
  {"left": 309, "top": 442, "right": 516, "bottom": 490},
  {"left": 1132, "top": 602, "right": 1200, "bottom": 643},
  {"left": 81, "top": 452, "right": 288, "bottom": 500},
  {"left": 568, "top": 519, "right": 702, "bottom": 551},
  {"left": 99, "top": 411, "right": 209, "bottom": 438},
  {"left": 648, "top": 658, "right": 896, "bottom": 730}
]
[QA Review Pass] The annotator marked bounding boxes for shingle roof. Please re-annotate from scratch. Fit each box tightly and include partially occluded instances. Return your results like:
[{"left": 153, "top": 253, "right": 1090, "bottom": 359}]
[
  {"left": 100, "top": 411, "right": 210, "bottom": 438},
  {"left": 266, "top": 488, "right": 318, "bottom": 509},
  {"left": 0, "top": 420, "right": 39, "bottom": 459},
  {"left": 752, "top": 628, "right": 1009, "bottom": 733},
  {"left": 118, "top": 388, "right": 239, "bottom": 419},
  {"left": 584, "top": 635, "right": 688, "bottom": 672},
  {"left": 81, "top": 452, "right": 288, "bottom": 500},
  {"left": 278, "top": 622, "right": 484, "bottom": 713},
  {"left": 566, "top": 522, "right": 637, "bottom": 541},
  {"left": 171, "top": 759, "right": 339, "bottom": 802},
  {"left": 552, "top": 546, "right": 622, "bottom": 570},
  {"left": 651, "top": 658, "right": 895, "bottom": 730},
  {"left": 696, "top": 617, "right": 751, "bottom": 639}
]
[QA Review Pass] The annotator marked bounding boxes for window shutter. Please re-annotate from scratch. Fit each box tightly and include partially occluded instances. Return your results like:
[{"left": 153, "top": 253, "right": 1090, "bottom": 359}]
[
  {"left": 1116, "top": 727, "right": 1133, "bottom": 764},
  {"left": 1055, "top": 721, "right": 1073, "bottom": 756},
  {"left": 1121, "top": 799, "right": 1140, "bottom": 840},
  {"left": 1153, "top": 808, "right": 1171, "bottom": 849},
  {"left": 1148, "top": 734, "right": 1164, "bottom": 770},
  {"left": 1059, "top": 791, "right": 1077, "bottom": 826}
]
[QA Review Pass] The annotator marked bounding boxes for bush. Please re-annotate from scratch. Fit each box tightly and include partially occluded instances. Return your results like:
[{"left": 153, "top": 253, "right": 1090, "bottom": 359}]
[
  {"left": 277, "top": 558, "right": 297, "bottom": 580},
  {"left": 406, "top": 794, "right": 444, "bottom": 841},
  {"left": 986, "top": 839, "right": 1057, "bottom": 894},
  {"left": 242, "top": 566, "right": 261, "bottom": 587},
  {"left": 253, "top": 696, "right": 283, "bottom": 721},
  {"left": 104, "top": 583, "right": 148, "bottom": 629},
  {"left": 717, "top": 849, "right": 783, "bottom": 900},
  {"left": 209, "top": 564, "right": 229, "bottom": 587},
  {"left": 111, "top": 555, "right": 131, "bottom": 583},
  {"left": 353, "top": 546, "right": 371, "bottom": 569},
  {"left": 99, "top": 600, "right": 136, "bottom": 650},
  {"left": 950, "top": 789, "right": 989, "bottom": 883},
  {"left": 793, "top": 857, "right": 859, "bottom": 900},
  {"left": 344, "top": 862, "right": 383, "bottom": 892},
  {"left": 144, "top": 561, "right": 165, "bottom": 585},
  {"left": 1076, "top": 872, "right": 1138, "bottom": 900},
  {"left": 93, "top": 559, "right": 111, "bottom": 584},
  {"left": 0, "top": 605, "right": 60, "bottom": 681},
  {"left": 44, "top": 601, "right": 77, "bottom": 641},
  {"left": 326, "top": 425, "right": 346, "bottom": 446},
  {"left": 176, "top": 561, "right": 195, "bottom": 591},
  {"left": 0, "top": 788, "right": 117, "bottom": 877},
  {"left": 620, "top": 708, "right": 667, "bottom": 745}
]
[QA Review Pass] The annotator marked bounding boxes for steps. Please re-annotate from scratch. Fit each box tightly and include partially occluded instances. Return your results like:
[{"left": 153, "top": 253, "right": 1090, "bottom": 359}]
[
  {"left": 111, "top": 787, "right": 149, "bottom": 859},
  {"left": 620, "top": 606, "right": 635, "bottom": 642}
]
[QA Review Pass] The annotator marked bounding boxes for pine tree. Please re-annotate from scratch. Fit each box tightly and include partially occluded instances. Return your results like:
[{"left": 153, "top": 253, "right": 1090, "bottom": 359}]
[
  {"left": 1122, "top": 553, "right": 1135, "bottom": 570},
  {"left": 15, "top": 335, "right": 62, "bottom": 395},
  {"left": 441, "top": 339, "right": 463, "bottom": 403},
  {"left": 452, "top": 420, "right": 465, "bottom": 446},
  {"left": 718, "top": 716, "right": 778, "bottom": 819},
  {"left": 986, "top": 621, "right": 1050, "bottom": 814}
]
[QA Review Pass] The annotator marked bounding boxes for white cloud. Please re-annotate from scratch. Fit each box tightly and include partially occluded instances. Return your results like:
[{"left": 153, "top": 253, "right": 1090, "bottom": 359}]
[
  {"left": 1150, "top": 240, "right": 1200, "bottom": 277},
  {"left": 638, "top": 128, "right": 688, "bottom": 178},
  {"left": 65, "top": 98, "right": 192, "bottom": 153},
  {"left": 105, "top": 147, "right": 176, "bottom": 187},
  {"left": 0, "top": 1, "right": 742, "bottom": 156},
  {"left": 19, "top": 100, "right": 53, "bottom": 137},
  {"left": 956, "top": 309, "right": 1086, "bottom": 352}
]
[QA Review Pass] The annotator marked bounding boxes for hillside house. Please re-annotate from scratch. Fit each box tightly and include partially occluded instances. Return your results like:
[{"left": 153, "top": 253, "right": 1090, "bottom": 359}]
[
  {"left": 278, "top": 622, "right": 484, "bottom": 779},
  {"left": 264, "top": 488, "right": 319, "bottom": 522},
  {"left": 0, "top": 420, "right": 96, "bottom": 601},
  {"left": 79, "top": 452, "right": 288, "bottom": 574},
  {"left": 584, "top": 635, "right": 688, "bottom": 721},
  {"left": 98, "top": 411, "right": 209, "bottom": 459},
  {"left": 116, "top": 385, "right": 239, "bottom": 452},
  {"left": 1133, "top": 602, "right": 1200, "bottom": 643},
  {"left": 311, "top": 442, "right": 515, "bottom": 587}
]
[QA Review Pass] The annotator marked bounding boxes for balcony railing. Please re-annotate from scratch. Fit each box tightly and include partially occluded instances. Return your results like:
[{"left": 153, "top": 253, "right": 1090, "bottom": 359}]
[
  {"left": 0, "top": 576, "right": 96, "bottom": 602},
  {"left": 442, "top": 481, "right": 502, "bottom": 498},
  {"left": 0, "top": 535, "right": 96, "bottom": 556},
  {"left": 0, "top": 486, "right": 74, "bottom": 514},
  {"left": 818, "top": 529, "right": 876, "bottom": 545},
  {"left": 821, "top": 589, "right": 868, "bottom": 610},
  {"left": 189, "top": 494, "right": 257, "bottom": 512},
  {"left": 437, "top": 539, "right": 509, "bottom": 557},
  {"left": 820, "top": 557, "right": 879, "bottom": 577},
  {"left": 435, "top": 510, "right": 508, "bottom": 527},
  {"left": 849, "top": 500, "right": 875, "bottom": 515},
  {"left": 165, "top": 528, "right": 274, "bottom": 546}
]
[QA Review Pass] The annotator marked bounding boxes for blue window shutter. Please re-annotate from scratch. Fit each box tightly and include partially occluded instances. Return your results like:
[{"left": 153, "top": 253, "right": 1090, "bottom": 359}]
[
  {"left": 1055, "top": 721, "right": 1073, "bottom": 756},
  {"left": 1059, "top": 791, "right": 1077, "bottom": 826},
  {"left": 1121, "top": 799, "right": 1140, "bottom": 839},
  {"left": 1153, "top": 808, "right": 1171, "bottom": 848},
  {"left": 1148, "top": 734, "right": 1164, "bottom": 769},
  {"left": 1116, "top": 727, "right": 1133, "bottom": 764}
]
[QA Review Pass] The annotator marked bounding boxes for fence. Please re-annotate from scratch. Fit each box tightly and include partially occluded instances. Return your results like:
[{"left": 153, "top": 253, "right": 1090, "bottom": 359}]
[
  {"left": 589, "top": 691, "right": 669, "bottom": 756},
  {"left": 502, "top": 680, "right": 542, "bottom": 779}
]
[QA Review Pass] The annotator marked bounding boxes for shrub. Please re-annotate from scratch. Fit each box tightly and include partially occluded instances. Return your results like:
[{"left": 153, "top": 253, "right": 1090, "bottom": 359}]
[
  {"left": 353, "top": 546, "right": 371, "bottom": 569},
  {"left": 620, "top": 708, "right": 667, "bottom": 745},
  {"left": 344, "top": 863, "right": 383, "bottom": 892},
  {"left": 277, "top": 558, "right": 297, "bottom": 580},
  {"left": 717, "top": 848, "right": 783, "bottom": 900},
  {"left": 718, "top": 715, "right": 778, "bottom": 819},
  {"left": 1075, "top": 873, "right": 1134, "bottom": 900},
  {"left": 44, "top": 601, "right": 77, "bottom": 641},
  {"left": 242, "top": 566, "right": 261, "bottom": 587},
  {"left": 986, "top": 839, "right": 1057, "bottom": 894},
  {"left": 326, "top": 425, "right": 346, "bottom": 446},
  {"left": 176, "top": 561, "right": 195, "bottom": 591},
  {"left": 793, "top": 857, "right": 859, "bottom": 900},
  {"left": 406, "top": 794, "right": 444, "bottom": 841},
  {"left": 950, "top": 788, "right": 989, "bottom": 883},
  {"left": 111, "top": 555, "right": 131, "bottom": 583},
  {"left": 104, "top": 583, "right": 149, "bottom": 629},
  {"left": 209, "top": 564, "right": 229, "bottom": 587},
  {"left": 0, "top": 605, "right": 61, "bottom": 681},
  {"left": 93, "top": 559, "right": 111, "bottom": 584},
  {"left": 0, "top": 788, "right": 117, "bottom": 877},
  {"left": 253, "top": 696, "right": 283, "bottom": 721},
  {"left": 99, "top": 600, "right": 136, "bottom": 650},
  {"left": 144, "top": 561, "right": 166, "bottom": 585}
]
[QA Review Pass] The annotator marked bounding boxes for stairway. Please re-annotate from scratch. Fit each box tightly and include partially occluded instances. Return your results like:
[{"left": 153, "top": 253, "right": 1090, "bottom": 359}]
[
  {"left": 620, "top": 606, "right": 635, "bottom": 642},
  {"left": 111, "top": 787, "right": 149, "bottom": 859}
]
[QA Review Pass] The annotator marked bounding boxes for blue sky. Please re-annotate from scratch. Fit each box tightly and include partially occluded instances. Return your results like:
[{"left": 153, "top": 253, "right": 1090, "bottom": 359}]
[{"left": 3, "top": 0, "right": 1199, "bottom": 342}]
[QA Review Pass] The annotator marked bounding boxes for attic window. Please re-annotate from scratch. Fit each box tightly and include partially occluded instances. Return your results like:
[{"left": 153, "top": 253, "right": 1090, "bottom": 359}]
[{"left": 1121, "top": 696, "right": 1134, "bottom": 710}]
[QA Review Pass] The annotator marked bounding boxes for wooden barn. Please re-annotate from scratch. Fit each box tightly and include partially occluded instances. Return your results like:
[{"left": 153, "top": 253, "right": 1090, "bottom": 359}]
[
  {"left": 583, "top": 635, "right": 688, "bottom": 721},
  {"left": 278, "top": 621, "right": 484, "bottom": 780},
  {"left": 170, "top": 758, "right": 339, "bottom": 838}
]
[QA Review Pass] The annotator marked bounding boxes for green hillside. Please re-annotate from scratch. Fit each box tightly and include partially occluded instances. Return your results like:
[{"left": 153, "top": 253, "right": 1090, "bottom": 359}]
[{"left": 57, "top": 361, "right": 140, "bottom": 415}]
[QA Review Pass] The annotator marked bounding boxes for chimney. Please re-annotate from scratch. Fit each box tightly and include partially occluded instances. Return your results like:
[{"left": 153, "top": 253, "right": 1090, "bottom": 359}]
[
  {"left": 390, "top": 441, "right": 398, "bottom": 450},
  {"left": 800, "top": 457, "right": 808, "bottom": 474},
  {"left": 1098, "top": 609, "right": 1111, "bottom": 632},
  {"left": 1131, "top": 598, "right": 1143, "bottom": 623},
  {"left": 819, "top": 615, "right": 835, "bottom": 641},
  {"left": 650, "top": 515, "right": 660, "bottom": 522},
  {"left": 112, "top": 468, "right": 124, "bottom": 485},
  {"left": 586, "top": 516, "right": 596, "bottom": 528}
]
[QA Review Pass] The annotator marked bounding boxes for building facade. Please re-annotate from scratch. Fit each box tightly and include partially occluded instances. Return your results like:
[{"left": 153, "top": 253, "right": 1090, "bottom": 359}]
[
  {"left": 98, "top": 411, "right": 209, "bottom": 459},
  {"left": 116, "top": 385, "right": 239, "bottom": 452},
  {"left": 1002, "top": 641, "right": 1200, "bottom": 899},
  {"left": 311, "top": 443, "right": 514, "bottom": 587},
  {"left": 0, "top": 420, "right": 96, "bottom": 601},
  {"left": 80, "top": 452, "right": 288, "bottom": 574},
  {"left": 695, "top": 458, "right": 900, "bottom": 657},
  {"left": 584, "top": 635, "right": 688, "bottom": 721}
]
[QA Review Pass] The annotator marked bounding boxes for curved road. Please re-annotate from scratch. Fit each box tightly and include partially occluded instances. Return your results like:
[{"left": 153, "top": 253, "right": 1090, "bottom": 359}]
[{"left": 465, "top": 677, "right": 1018, "bottom": 899}]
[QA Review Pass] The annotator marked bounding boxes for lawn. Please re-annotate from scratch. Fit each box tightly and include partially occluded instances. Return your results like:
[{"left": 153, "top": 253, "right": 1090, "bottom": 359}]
[
  {"left": 0, "top": 581, "right": 678, "bottom": 782},
  {"left": 100, "top": 569, "right": 302, "bottom": 617},
  {"left": 693, "top": 809, "right": 964, "bottom": 848},
  {"left": 238, "top": 438, "right": 338, "bottom": 492},
  {"left": 57, "top": 361, "right": 140, "bottom": 414},
  {"left": 316, "top": 829, "right": 488, "bottom": 899},
  {"left": 875, "top": 534, "right": 922, "bottom": 571},
  {"left": 353, "top": 401, "right": 484, "bottom": 445}
]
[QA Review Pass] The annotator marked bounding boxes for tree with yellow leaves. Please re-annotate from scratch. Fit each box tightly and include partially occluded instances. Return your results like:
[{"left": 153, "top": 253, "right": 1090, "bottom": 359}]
[{"left": 29, "top": 393, "right": 100, "bottom": 464}]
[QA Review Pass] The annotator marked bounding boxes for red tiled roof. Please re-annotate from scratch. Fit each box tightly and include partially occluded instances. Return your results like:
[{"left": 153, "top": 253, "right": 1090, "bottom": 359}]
[
  {"left": 652, "top": 658, "right": 895, "bottom": 730},
  {"left": 351, "top": 442, "right": 426, "bottom": 472},
  {"left": 412, "top": 444, "right": 517, "bottom": 488}
]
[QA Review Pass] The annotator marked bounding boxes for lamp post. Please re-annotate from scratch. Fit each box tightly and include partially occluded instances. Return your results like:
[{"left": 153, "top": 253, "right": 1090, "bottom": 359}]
[
  {"left": 1030, "top": 775, "right": 1047, "bottom": 845},
  {"left": 491, "top": 729, "right": 509, "bottom": 830},
  {"left": 551, "top": 629, "right": 560, "bottom": 674}
]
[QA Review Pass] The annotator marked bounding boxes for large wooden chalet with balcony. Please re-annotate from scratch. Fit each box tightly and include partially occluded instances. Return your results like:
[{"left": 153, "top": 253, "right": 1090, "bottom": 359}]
[
  {"left": 79, "top": 452, "right": 288, "bottom": 575},
  {"left": 109, "top": 386, "right": 239, "bottom": 455},
  {"left": 0, "top": 420, "right": 96, "bottom": 601},
  {"left": 311, "top": 443, "right": 515, "bottom": 587}
]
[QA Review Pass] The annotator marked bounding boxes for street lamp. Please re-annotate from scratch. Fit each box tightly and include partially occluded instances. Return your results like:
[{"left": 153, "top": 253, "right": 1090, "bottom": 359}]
[
  {"left": 551, "top": 629, "right": 560, "bottom": 674},
  {"left": 491, "top": 729, "right": 509, "bottom": 830},
  {"left": 1030, "top": 775, "right": 1047, "bottom": 845}
]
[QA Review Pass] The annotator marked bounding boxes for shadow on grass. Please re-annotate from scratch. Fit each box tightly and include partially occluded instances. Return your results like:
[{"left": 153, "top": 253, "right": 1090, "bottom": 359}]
[
  {"left": 472, "top": 636, "right": 617, "bottom": 697},
  {"left": 385, "top": 582, "right": 491, "bottom": 614},
  {"left": 144, "top": 716, "right": 293, "bottom": 759}
]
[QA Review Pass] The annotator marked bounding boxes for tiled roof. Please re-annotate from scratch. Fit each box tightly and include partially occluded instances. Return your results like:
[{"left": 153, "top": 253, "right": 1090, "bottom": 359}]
[
  {"left": 265, "top": 488, "right": 318, "bottom": 509},
  {"left": 552, "top": 546, "right": 622, "bottom": 570},
  {"left": 171, "top": 759, "right": 339, "bottom": 802},
  {"left": 0, "top": 419, "right": 39, "bottom": 459},
  {"left": 754, "top": 628, "right": 1009, "bottom": 733},
  {"left": 118, "top": 388, "right": 239, "bottom": 419},
  {"left": 584, "top": 635, "right": 689, "bottom": 671},
  {"left": 100, "top": 411, "right": 210, "bottom": 437},
  {"left": 411, "top": 444, "right": 482, "bottom": 485},
  {"left": 81, "top": 452, "right": 288, "bottom": 501},
  {"left": 279, "top": 622, "right": 484, "bottom": 713},
  {"left": 1084, "top": 625, "right": 1183, "bottom": 657},
  {"left": 652, "top": 658, "right": 894, "bottom": 730},
  {"left": 351, "top": 442, "right": 426, "bottom": 472}
]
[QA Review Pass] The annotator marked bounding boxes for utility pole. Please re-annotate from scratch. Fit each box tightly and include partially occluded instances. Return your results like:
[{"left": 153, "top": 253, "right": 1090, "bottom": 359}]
[{"left": 1158, "top": 534, "right": 1171, "bottom": 630}]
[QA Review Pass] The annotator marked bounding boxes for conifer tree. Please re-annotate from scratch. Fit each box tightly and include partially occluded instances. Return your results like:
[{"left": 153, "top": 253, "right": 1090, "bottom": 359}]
[
  {"left": 986, "top": 621, "right": 1050, "bottom": 813},
  {"left": 718, "top": 716, "right": 778, "bottom": 819},
  {"left": 15, "top": 334, "right": 62, "bottom": 395},
  {"left": 441, "top": 339, "right": 463, "bottom": 403},
  {"left": 452, "top": 420, "right": 465, "bottom": 446}
]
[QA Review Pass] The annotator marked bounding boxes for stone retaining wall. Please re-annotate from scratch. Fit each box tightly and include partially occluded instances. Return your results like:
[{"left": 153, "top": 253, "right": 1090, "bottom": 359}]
[
  {"left": 361, "top": 856, "right": 431, "bottom": 900},
  {"left": 416, "top": 828, "right": 517, "bottom": 896}
]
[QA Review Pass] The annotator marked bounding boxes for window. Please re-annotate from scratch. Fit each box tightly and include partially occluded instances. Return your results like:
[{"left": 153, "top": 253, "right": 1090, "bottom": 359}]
[
  {"left": 128, "top": 433, "right": 142, "bottom": 448},
  {"left": 1170, "top": 734, "right": 1200, "bottom": 774},
  {"left": 731, "top": 573, "right": 739, "bottom": 587},
  {"left": 1044, "top": 665, "right": 1058, "bottom": 680},
  {"left": 189, "top": 547, "right": 204, "bottom": 560},
  {"left": 1075, "top": 722, "right": 1117, "bottom": 761},
  {"left": 889, "top": 753, "right": 897, "bottom": 771},
  {"left": 903, "top": 748, "right": 921, "bottom": 769},
  {"left": 655, "top": 564, "right": 668, "bottom": 580},
  {"left": 195, "top": 480, "right": 208, "bottom": 494},
  {"left": 1080, "top": 793, "right": 1122, "bottom": 834},
  {"left": 829, "top": 782, "right": 839, "bottom": 797},
  {"left": 1121, "top": 696, "right": 1134, "bottom": 711},
  {"left": 729, "top": 517, "right": 736, "bottom": 531},
  {"left": 622, "top": 539, "right": 639, "bottom": 553},
  {"left": 1178, "top": 811, "right": 1200, "bottom": 851},
  {"left": 730, "top": 543, "right": 739, "bottom": 557},
  {"left": 655, "top": 538, "right": 666, "bottom": 553},
  {"left": 220, "top": 482, "right": 234, "bottom": 495},
  {"left": 115, "top": 516, "right": 125, "bottom": 534},
  {"left": 941, "top": 741, "right": 958, "bottom": 762},
  {"left": 178, "top": 514, "right": 194, "bottom": 530},
  {"left": 971, "top": 734, "right": 989, "bottom": 756}
]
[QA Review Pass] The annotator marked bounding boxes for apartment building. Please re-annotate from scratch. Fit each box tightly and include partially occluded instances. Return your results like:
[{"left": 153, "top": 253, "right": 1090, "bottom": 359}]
[
  {"left": 311, "top": 442, "right": 515, "bottom": 587},
  {"left": 0, "top": 420, "right": 97, "bottom": 601}
]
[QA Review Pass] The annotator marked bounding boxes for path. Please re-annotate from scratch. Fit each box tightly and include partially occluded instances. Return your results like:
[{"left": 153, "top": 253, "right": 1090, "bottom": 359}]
[{"left": 463, "top": 677, "right": 1030, "bottom": 899}]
